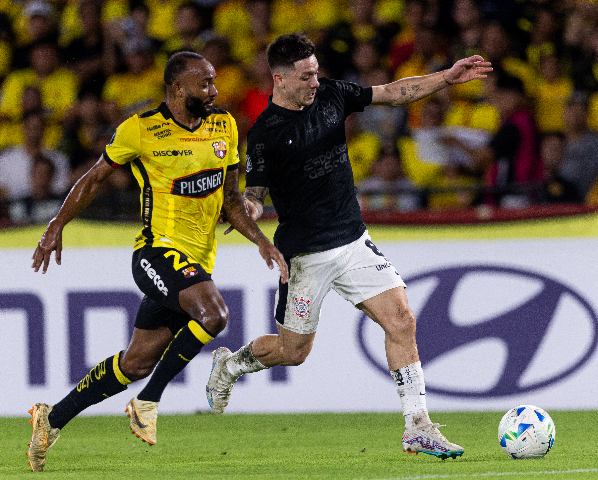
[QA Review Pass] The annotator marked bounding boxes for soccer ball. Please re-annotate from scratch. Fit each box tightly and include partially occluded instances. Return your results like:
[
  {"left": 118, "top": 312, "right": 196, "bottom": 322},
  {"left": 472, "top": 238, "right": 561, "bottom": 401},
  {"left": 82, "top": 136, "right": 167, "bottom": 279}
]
[{"left": 498, "top": 405, "right": 555, "bottom": 459}]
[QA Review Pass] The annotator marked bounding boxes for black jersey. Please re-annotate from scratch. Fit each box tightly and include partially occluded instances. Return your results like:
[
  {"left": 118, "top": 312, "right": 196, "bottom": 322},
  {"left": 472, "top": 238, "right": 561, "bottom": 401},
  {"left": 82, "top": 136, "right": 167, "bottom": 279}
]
[{"left": 246, "top": 78, "right": 372, "bottom": 257}]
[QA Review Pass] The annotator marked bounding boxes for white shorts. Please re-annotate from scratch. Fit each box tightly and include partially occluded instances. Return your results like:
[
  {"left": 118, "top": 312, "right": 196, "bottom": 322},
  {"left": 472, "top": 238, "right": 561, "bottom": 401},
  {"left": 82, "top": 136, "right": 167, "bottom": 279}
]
[{"left": 274, "top": 230, "right": 406, "bottom": 334}]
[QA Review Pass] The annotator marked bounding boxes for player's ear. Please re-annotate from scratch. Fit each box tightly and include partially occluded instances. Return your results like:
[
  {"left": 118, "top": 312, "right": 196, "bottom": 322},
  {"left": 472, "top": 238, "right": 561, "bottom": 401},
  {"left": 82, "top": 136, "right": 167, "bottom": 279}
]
[{"left": 273, "top": 72, "right": 285, "bottom": 88}]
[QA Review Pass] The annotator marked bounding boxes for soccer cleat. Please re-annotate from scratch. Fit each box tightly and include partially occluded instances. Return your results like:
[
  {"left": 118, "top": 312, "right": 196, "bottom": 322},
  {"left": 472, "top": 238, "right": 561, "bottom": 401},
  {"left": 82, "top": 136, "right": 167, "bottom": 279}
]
[
  {"left": 206, "top": 347, "right": 237, "bottom": 414},
  {"left": 402, "top": 422, "right": 464, "bottom": 460},
  {"left": 27, "top": 403, "right": 60, "bottom": 472},
  {"left": 126, "top": 396, "right": 158, "bottom": 445}
]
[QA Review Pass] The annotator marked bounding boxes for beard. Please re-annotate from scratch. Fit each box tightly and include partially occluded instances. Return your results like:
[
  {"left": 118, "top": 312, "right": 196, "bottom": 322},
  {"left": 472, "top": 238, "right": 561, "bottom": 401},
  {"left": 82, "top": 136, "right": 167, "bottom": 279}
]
[{"left": 185, "top": 94, "right": 213, "bottom": 118}]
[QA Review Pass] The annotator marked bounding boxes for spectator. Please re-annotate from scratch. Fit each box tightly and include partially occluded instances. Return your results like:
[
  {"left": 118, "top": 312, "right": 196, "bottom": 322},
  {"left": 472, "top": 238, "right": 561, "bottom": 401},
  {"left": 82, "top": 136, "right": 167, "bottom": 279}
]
[
  {"left": 398, "top": 97, "right": 485, "bottom": 209},
  {"left": 393, "top": 25, "right": 450, "bottom": 129},
  {"left": 539, "top": 132, "right": 581, "bottom": 204},
  {"left": 358, "top": 144, "right": 422, "bottom": 212},
  {"left": 160, "top": 2, "right": 213, "bottom": 62},
  {"left": 102, "top": 36, "right": 164, "bottom": 124},
  {"left": 445, "top": 73, "right": 543, "bottom": 207},
  {"left": 213, "top": 0, "right": 272, "bottom": 68},
  {"left": 12, "top": 1, "right": 59, "bottom": 70},
  {"left": 0, "top": 111, "right": 70, "bottom": 208},
  {"left": 530, "top": 52, "right": 573, "bottom": 134},
  {"left": 481, "top": 21, "right": 535, "bottom": 94},
  {"left": 239, "top": 49, "right": 272, "bottom": 136},
  {"left": 59, "top": 91, "right": 112, "bottom": 181},
  {"left": 201, "top": 36, "right": 248, "bottom": 116},
  {"left": 8, "top": 156, "right": 63, "bottom": 224},
  {"left": 345, "top": 113, "right": 381, "bottom": 185},
  {"left": 62, "top": 0, "right": 108, "bottom": 97},
  {"left": 0, "top": 41, "right": 79, "bottom": 148},
  {"left": 560, "top": 93, "right": 598, "bottom": 200}
]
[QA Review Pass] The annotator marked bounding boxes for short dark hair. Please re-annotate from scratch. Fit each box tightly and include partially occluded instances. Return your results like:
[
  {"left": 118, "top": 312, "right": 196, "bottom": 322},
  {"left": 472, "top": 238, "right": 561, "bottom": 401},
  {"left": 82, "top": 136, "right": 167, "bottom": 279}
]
[
  {"left": 266, "top": 33, "right": 315, "bottom": 73},
  {"left": 164, "top": 51, "right": 205, "bottom": 86}
]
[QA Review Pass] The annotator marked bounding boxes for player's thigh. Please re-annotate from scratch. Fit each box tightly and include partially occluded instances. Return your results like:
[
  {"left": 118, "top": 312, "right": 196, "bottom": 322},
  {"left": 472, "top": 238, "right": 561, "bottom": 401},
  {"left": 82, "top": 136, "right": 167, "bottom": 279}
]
[
  {"left": 357, "top": 286, "right": 412, "bottom": 329},
  {"left": 273, "top": 253, "right": 337, "bottom": 335},
  {"left": 132, "top": 246, "right": 212, "bottom": 314}
]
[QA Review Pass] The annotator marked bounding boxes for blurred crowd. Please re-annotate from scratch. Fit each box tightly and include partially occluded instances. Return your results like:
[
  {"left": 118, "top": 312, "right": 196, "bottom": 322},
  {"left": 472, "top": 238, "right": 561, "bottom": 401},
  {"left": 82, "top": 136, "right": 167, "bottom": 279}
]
[{"left": 1, "top": 0, "right": 598, "bottom": 225}]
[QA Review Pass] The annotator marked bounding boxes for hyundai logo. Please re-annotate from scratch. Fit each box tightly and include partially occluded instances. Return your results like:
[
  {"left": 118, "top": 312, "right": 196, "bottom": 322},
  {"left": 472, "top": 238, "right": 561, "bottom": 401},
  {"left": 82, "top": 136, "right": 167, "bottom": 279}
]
[{"left": 357, "top": 265, "right": 598, "bottom": 398}]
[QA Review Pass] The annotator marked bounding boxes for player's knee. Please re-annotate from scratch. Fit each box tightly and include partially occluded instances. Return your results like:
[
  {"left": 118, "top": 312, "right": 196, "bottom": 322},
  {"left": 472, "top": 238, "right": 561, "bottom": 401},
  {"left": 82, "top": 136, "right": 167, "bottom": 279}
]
[
  {"left": 386, "top": 309, "right": 417, "bottom": 340},
  {"left": 120, "top": 357, "right": 156, "bottom": 381},
  {"left": 186, "top": 301, "right": 229, "bottom": 335},
  {"left": 283, "top": 347, "right": 310, "bottom": 366}
]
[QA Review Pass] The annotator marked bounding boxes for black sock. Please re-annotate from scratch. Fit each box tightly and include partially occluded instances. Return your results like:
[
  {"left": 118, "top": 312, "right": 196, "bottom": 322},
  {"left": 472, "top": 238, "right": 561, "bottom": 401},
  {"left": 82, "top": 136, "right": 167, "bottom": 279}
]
[
  {"left": 137, "top": 321, "right": 214, "bottom": 403},
  {"left": 48, "top": 352, "right": 131, "bottom": 430}
]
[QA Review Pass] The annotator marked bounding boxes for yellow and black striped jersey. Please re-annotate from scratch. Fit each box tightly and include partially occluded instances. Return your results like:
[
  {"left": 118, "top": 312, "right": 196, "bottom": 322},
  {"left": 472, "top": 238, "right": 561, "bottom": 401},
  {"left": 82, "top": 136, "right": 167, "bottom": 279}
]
[{"left": 104, "top": 102, "right": 239, "bottom": 273}]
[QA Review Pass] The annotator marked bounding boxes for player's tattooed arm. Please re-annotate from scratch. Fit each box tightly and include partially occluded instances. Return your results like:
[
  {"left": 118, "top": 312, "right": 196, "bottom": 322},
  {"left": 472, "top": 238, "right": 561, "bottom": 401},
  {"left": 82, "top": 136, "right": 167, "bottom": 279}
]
[
  {"left": 372, "top": 55, "right": 492, "bottom": 106},
  {"left": 244, "top": 186, "right": 268, "bottom": 221}
]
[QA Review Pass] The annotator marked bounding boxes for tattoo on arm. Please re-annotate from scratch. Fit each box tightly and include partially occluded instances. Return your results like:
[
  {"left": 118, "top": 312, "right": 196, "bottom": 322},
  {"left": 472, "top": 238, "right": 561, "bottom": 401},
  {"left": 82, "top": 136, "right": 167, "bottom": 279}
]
[
  {"left": 244, "top": 186, "right": 268, "bottom": 219},
  {"left": 401, "top": 87, "right": 407, "bottom": 95}
]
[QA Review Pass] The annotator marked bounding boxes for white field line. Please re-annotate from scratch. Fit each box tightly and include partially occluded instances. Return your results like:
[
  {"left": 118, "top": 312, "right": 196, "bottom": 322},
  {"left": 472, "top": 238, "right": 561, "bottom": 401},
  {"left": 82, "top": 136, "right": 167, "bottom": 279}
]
[{"left": 359, "top": 469, "right": 598, "bottom": 480}]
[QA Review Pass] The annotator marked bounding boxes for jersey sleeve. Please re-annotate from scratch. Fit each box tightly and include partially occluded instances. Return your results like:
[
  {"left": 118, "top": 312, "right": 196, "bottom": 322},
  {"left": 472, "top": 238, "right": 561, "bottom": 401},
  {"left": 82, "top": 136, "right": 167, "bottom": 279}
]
[
  {"left": 104, "top": 115, "right": 141, "bottom": 167},
  {"left": 245, "top": 129, "right": 270, "bottom": 188},
  {"left": 330, "top": 79, "right": 373, "bottom": 117},
  {"left": 226, "top": 112, "right": 240, "bottom": 171}
]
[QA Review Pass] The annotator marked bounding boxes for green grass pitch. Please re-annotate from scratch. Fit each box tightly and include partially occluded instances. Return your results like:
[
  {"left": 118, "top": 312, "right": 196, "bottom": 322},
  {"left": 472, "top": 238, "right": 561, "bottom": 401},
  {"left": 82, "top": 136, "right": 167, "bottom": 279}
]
[{"left": 1, "top": 411, "right": 597, "bottom": 479}]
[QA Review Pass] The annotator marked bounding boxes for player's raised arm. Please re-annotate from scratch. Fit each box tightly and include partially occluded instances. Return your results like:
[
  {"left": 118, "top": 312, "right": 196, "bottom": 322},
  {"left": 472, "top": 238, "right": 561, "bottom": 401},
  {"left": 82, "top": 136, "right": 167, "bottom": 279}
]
[
  {"left": 31, "top": 156, "right": 115, "bottom": 274},
  {"left": 371, "top": 55, "right": 492, "bottom": 107},
  {"left": 221, "top": 169, "right": 288, "bottom": 283}
]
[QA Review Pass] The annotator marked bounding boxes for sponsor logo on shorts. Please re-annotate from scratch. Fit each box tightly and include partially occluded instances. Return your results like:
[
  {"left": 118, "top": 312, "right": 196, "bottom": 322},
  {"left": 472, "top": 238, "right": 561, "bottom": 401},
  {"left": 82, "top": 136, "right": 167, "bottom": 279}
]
[
  {"left": 294, "top": 296, "right": 310, "bottom": 318},
  {"left": 171, "top": 168, "right": 224, "bottom": 198},
  {"left": 212, "top": 141, "right": 227, "bottom": 159},
  {"left": 376, "top": 262, "right": 393, "bottom": 271},
  {"left": 140, "top": 258, "right": 169, "bottom": 296},
  {"left": 183, "top": 266, "right": 198, "bottom": 278}
]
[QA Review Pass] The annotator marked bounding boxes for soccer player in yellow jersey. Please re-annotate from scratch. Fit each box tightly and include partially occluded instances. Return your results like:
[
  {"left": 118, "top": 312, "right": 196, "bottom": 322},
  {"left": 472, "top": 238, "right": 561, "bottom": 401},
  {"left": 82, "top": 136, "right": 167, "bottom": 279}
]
[{"left": 26, "top": 51, "right": 289, "bottom": 472}]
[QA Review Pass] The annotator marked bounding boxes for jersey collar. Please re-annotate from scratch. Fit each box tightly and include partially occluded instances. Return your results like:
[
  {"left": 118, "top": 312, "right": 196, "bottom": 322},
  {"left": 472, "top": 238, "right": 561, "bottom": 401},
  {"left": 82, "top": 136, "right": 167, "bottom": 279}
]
[{"left": 158, "top": 102, "right": 205, "bottom": 133}]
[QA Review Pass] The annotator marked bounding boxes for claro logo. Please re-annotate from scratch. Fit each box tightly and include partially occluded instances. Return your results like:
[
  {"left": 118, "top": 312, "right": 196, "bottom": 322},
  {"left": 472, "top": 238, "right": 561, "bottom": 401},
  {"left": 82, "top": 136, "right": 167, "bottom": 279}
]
[
  {"left": 140, "top": 259, "right": 168, "bottom": 296},
  {"left": 357, "top": 265, "right": 598, "bottom": 398}
]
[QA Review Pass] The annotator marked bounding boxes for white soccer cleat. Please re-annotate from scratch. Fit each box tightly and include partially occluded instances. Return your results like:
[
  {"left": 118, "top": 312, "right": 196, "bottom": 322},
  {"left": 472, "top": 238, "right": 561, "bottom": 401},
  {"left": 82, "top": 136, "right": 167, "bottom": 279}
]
[
  {"left": 206, "top": 347, "right": 237, "bottom": 414},
  {"left": 402, "top": 422, "right": 464, "bottom": 459}
]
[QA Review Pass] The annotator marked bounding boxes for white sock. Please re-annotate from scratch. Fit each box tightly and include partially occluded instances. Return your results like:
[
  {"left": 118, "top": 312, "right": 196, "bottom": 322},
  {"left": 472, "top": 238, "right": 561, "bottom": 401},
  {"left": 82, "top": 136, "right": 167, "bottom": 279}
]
[
  {"left": 390, "top": 361, "right": 431, "bottom": 429},
  {"left": 225, "top": 342, "right": 267, "bottom": 378}
]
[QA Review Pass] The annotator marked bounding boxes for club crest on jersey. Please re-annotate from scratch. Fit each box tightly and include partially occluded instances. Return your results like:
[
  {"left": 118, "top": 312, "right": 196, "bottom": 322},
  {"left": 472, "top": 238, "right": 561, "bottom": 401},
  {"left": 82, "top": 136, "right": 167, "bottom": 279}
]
[
  {"left": 183, "top": 266, "right": 198, "bottom": 278},
  {"left": 293, "top": 296, "right": 310, "bottom": 318},
  {"left": 212, "top": 141, "right": 227, "bottom": 159}
]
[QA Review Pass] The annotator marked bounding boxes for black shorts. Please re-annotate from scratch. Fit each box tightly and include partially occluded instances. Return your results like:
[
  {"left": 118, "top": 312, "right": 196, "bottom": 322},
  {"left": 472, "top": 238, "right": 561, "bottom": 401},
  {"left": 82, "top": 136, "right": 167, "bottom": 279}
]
[
  {"left": 132, "top": 246, "right": 212, "bottom": 315},
  {"left": 134, "top": 295, "right": 192, "bottom": 336}
]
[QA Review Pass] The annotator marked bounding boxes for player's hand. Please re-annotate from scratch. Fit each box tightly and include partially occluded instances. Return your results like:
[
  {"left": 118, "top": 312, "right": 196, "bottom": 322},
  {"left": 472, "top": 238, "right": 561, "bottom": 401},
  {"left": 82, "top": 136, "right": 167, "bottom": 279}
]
[
  {"left": 257, "top": 238, "right": 289, "bottom": 284},
  {"left": 444, "top": 56, "right": 492, "bottom": 85},
  {"left": 31, "top": 220, "right": 63, "bottom": 274}
]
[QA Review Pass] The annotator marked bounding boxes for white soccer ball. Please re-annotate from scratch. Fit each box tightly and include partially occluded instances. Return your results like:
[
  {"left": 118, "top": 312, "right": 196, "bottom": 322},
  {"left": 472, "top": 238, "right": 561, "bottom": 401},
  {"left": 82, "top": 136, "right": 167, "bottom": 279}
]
[{"left": 498, "top": 405, "right": 556, "bottom": 459}]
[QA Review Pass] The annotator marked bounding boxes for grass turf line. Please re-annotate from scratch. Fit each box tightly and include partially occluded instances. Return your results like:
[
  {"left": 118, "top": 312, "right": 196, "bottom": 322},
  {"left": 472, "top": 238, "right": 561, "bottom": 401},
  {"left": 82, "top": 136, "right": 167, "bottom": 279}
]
[{"left": 1, "top": 411, "right": 596, "bottom": 479}]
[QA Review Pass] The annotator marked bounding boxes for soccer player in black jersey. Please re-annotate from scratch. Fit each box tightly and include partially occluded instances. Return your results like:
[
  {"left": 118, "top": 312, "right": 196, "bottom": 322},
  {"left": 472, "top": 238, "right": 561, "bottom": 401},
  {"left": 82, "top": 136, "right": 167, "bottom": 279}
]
[
  {"left": 26, "top": 51, "right": 288, "bottom": 472},
  {"left": 206, "top": 33, "right": 492, "bottom": 459}
]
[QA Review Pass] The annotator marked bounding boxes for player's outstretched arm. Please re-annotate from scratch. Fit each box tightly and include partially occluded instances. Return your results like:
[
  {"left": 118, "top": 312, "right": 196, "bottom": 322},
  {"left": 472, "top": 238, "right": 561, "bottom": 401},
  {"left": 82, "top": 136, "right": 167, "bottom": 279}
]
[
  {"left": 31, "top": 156, "right": 115, "bottom": 274},
  {"left": 371, "top": 55, "right": 492, "bottom": 107},
  {"left": 221, "top": 171, "right": 288, "bottom": 283}
]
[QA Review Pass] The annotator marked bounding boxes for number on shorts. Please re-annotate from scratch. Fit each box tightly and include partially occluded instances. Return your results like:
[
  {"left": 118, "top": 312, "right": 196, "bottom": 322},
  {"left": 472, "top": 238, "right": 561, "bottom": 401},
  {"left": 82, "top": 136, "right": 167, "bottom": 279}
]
[
  {"left": 365, "top": 239, "right": 385, "bottom": 257},
  {"left": 164, "top": 250, "right": 189, "bottom": 271}
]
